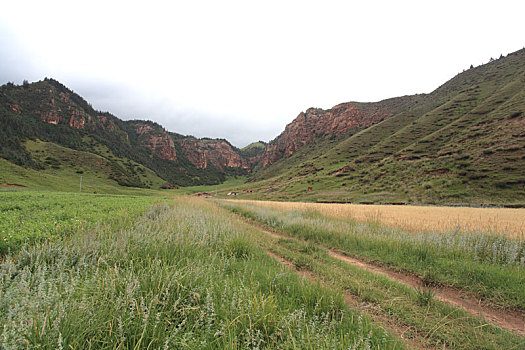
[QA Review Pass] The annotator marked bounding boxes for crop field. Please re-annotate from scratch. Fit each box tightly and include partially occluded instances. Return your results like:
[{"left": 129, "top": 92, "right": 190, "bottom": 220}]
[
  {"left": 227, "top": 199, "right": 525, "bottom": 238},
  {"left": 1, "top": 191, "right": 524, "bottom": 349},
  {"left": 220, "top": 199, "right": 525, "bottom": 348},
  {"left": 0, "top": 191, "right": 161, "bottom": 254}
]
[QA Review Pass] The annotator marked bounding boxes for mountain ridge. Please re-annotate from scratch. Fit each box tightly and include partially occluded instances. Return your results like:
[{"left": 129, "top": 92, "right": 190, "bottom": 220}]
[
  {"left": 1, "top": 48, "right": 524, "bottom": 204},
  {"left": 0, "top": 78, "right": 263, "bottom": 187},
  {"left": 244, "top": 48, "right": 525, "bottom": 204}
]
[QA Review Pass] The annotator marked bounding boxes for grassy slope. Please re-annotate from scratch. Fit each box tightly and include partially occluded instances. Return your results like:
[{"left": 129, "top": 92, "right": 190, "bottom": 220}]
[
  {"left": 243, "top": 49, "right": 525, "bottom": 205},
  {"left": 0, "top": 139, "right": 167, "bottom": 195}
]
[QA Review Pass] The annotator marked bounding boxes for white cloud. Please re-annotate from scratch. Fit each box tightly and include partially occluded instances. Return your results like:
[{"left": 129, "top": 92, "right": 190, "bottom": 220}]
[{"left": 1, "top": 0, "right": 524, "bottom": 146}]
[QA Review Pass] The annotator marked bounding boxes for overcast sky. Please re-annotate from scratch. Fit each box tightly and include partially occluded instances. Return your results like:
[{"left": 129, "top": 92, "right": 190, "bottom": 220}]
[{"left": 1, "top": 1, "right": 524, "bottom": 147}]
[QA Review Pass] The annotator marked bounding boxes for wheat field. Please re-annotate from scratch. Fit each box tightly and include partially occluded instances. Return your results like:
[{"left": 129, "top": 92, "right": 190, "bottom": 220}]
[{"left": 227, "top": 200, "right": 525, "bottom": 238}]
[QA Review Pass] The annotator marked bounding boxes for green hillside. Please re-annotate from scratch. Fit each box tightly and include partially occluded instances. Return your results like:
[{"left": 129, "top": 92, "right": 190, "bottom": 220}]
[
  {"left": 0, "top": 79, "right": 249, "bottom": 189},
  {"left": 0, "top": 139, "right": 166, "bottom": 195},
  {"left": 236, "top": 49, "right": 525, "bottom": 205},
  {"left": 2, "top": 49, "right": 524, "bottom": 203}
]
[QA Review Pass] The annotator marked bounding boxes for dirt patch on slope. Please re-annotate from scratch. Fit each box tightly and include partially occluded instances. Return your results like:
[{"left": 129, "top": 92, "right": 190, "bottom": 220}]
[{"left": 0, "top": 183, "right": 26, "bottom": 188}]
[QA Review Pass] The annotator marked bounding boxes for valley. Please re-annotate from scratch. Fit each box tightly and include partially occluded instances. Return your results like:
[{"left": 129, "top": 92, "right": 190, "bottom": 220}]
[{"left": 1, "top": 47, "right": 524, "bottom": 349}]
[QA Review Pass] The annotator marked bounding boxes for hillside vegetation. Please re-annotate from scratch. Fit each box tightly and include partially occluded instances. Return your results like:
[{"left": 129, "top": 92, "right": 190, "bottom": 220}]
[
  {"left": 0, "top": 79, "right": 262, "bottom": 188},
  {"left": 1, "top": 50, "right": 524, "bottom": 204},
  {"left": 245, "top": 49, "right": 525, "bottom": 205}
]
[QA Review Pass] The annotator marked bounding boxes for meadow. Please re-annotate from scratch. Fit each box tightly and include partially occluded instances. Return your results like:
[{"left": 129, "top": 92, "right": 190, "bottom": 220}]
[
  {"left": 0, "top": 191, "right": 401, "bottom": 349},
  {"left": 220, "top": 201, "right": 525, "bottom": 309},
  {"left": 1, "top": 190, "right": 524, "bottom": 349},
  {"left": 219, "top": 199, "right": 525, "bottom": 347},
  {"left": 0, "top": 191, "right": 161, "bottom": 254},
  {"left": 225, "top": 200, "right": 525, "bottom": 238}
]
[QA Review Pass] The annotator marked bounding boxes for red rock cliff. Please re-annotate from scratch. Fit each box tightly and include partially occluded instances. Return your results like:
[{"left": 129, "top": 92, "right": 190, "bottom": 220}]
[
  {"left": 180, "top": 139, "right": 248, "bottom": 171},
  {"left": 262, "top": 98, "right": 413, "bottom": 167},
  {"left": 135, "top": 123, "right": 177, "bottom": 161}
]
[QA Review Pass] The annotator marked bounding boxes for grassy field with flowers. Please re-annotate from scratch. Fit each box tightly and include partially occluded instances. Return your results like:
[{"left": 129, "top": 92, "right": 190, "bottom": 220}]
[
  {"left": 2, "top": 190, "right": 524, "bottom": 348},
  {"left": 0, "top": 192, "right": 403, "bottom": 349}
]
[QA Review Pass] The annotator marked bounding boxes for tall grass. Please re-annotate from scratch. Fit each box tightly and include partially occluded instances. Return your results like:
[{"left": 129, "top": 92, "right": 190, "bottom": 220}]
[
  {"left": 221, "top": 201, "right": 525, "bottom": 309},
  {"left": 0, "top": 191, "right": 161, "bottom": 254},
  {"left": 227, "top": 200, "right": 525, "bottom": 239},
  {"left": 0, "top": 196, "right": 401, "bottom": 349}
]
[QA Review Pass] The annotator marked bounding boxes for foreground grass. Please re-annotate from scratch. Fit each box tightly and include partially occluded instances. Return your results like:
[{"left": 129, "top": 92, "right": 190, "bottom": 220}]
[
  {"left": 253, "top": 229, "right": 524, "bottom": 349},
  {"left": 0, "top": 195, "right": 400, "bottom": 349},
  {"left": 0, "top": 191, "right": 162, "bottom": 254},
  {"left": 221, "top": 201, "right": 525, "bottom": 310}
]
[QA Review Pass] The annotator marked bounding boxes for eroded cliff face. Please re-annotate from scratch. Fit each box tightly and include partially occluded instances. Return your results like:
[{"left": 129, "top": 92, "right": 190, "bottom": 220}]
[
  {"left": 15, "top": 82, "right": 120, "bottom": 134},
  {"left": 1, "top": 79, "right": 260, "bottom": 178},
  {"left": 180, "top": 139, "right": 248, "bottom": 171},
  {"left": 134, "top": 123, "right": 177, "bottom": 161},
  {"left": 261, "top": 99, "right": 412, "bottom": 167}
]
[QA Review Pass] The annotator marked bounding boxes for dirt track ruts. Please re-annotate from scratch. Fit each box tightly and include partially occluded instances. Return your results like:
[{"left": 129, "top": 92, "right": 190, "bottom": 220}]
[
  {"left": 253, "top": 223, "right": 525, "bottom": 336},
  {"left": 265, "top": 250, "right": 430, "bottom": 349}
]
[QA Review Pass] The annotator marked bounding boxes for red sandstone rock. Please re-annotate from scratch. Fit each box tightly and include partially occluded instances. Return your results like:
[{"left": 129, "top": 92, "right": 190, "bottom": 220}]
[
  {"left": 135, "top": 123, "right": 177, "bottom": 161},
  {"left": 180, "top": 139, "right": 248, "bottom": 171},
  {"left": 40, "top": 110, "right": 61, "bottom": 125},
  {"left": 8, "top": 104, "right": 21, "bottom": 115},
  {"left": 69, "top": 110, "right": 86, "bottom": 129},
  {"left": 262, "top": 102, "right": 396, "bottom": 167}
]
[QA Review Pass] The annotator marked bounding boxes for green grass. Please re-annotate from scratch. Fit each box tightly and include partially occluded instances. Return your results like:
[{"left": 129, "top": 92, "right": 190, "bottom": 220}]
[
  {"left": 221, "top": 201, "right": 525, "bottom": 310},
  {"left": 0, "top": 190, "right": 163, "bottom": 254},
  {"left": 255, "top": 233, "right": 523, "bottom": 349},
  {"left": 0, "top": 194, "right": 402, "bottom": 349},
  {"left": 0, "top": 139, "right": 168, "bottom": 195},
  {"left": 172, "top": 176, "right": 248, "bottom": 195},
  {"left": 244, "top": 49, "right": 525, "bottom": 205}
]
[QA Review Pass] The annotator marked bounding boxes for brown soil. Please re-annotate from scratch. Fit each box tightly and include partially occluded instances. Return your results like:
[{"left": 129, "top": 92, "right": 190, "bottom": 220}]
[
  {"left": 265, "top": 250, "right": 430, "bottom": 349},
  {"left": 254, "top": 223, "right": 525, "bottom": 336},
  {"left": 329, "top": 250, "right": 525, "bottom": 336},
  {"left": 0, "top": 183, "right": 26, "bottom": 188}
]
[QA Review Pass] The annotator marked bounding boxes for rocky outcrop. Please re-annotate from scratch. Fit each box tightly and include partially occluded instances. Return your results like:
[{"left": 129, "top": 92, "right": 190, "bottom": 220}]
[
  {"left": 0, "top": 78, "right": 258, "bottom": 186},
  {"left": 40, "top": 110, "right": 61, "bottom": 125},
  {"left": 8, "top": 104, "right": 21, "bottom": 115},
  {"left": 69, "top": 110, "right": 87, "bottom": 129},
  {"left": 180, "top": 138, "right": 248, "bottom": 171},
  {"left": 134, "top": 123, "right": 177, "bottom": 161},
  {"left": 262, "top": 98, "right": 415, "bottom": 167}
]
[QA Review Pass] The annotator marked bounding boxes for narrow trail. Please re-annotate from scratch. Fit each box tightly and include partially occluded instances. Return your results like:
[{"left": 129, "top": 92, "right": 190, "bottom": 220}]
[
  {"left": 329, "top": 250, "right": 525, "bottom": 336},
  {"left": 252, "top": 223, "right": 525, "bottom": 337},
  {"left": 265, "top": 250, "right": 430, "bottom": 350}
]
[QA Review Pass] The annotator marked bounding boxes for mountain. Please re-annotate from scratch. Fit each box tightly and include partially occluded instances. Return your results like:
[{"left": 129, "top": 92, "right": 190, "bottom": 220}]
[
  {"left": 0, "top": 78, "right": 263, "bottom": 188},
  {"left": 261, "top": 96, "right": 422, "bottom": 167},
  {"left": 2, "top": 48, "right": 524, "bottom": 204},
  {"left": 245, "top": 49, "right": 525, "bottom": 205}
]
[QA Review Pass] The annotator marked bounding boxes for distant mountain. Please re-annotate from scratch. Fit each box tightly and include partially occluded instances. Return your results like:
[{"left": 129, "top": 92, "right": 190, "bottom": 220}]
[
  {"left": 246, "top": 49, "right": 525, "bottom": 205},
  {"left": 2, "top": 48, "right": 524, "bottom": 204},
  {"left": 0, "top": 78, "right": 263, "bottom": 188}
]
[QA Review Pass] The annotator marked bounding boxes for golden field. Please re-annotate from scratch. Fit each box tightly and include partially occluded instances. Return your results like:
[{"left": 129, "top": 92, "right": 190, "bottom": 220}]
[{"left": 227, "top": 200, "right": 525, "bottom": 238}]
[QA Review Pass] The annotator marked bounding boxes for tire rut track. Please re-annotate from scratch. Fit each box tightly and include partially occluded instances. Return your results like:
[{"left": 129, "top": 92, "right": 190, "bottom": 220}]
[
  {"left": 265, "top": 250, "right": 430, "bottom": 350},
  {"left": 251, "top": 222, "right": 525, "bottom": 336}
]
